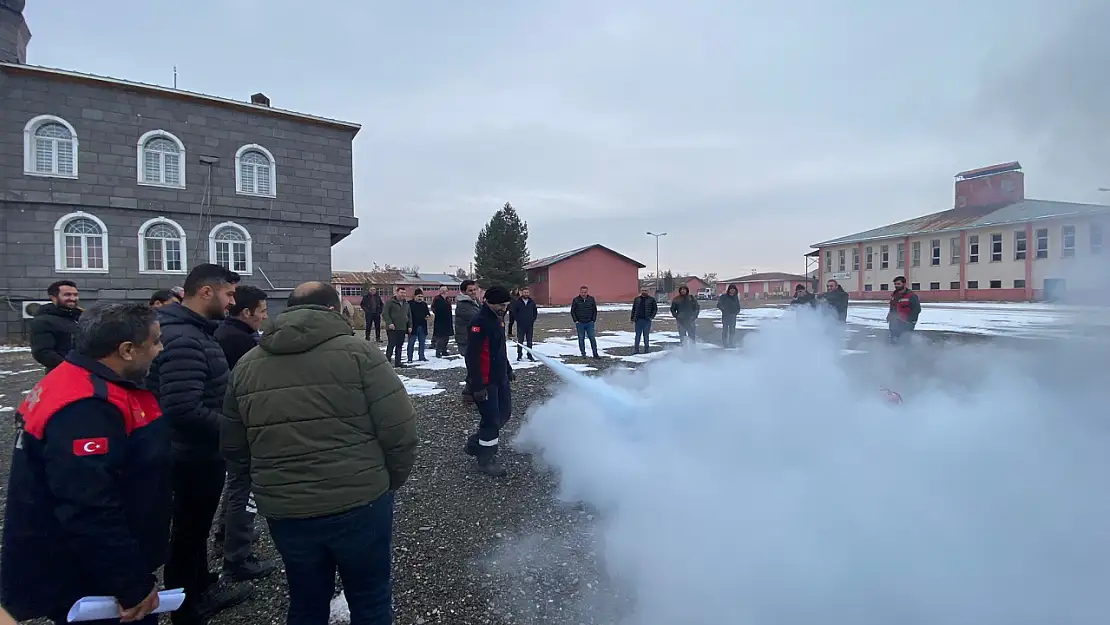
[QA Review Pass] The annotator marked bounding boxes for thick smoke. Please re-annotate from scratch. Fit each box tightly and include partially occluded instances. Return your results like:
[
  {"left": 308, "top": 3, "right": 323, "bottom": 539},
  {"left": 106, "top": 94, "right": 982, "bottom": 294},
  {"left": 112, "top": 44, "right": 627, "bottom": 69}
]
[{"left": 513, "top": 309, "right": 1110, "bottom": 624}]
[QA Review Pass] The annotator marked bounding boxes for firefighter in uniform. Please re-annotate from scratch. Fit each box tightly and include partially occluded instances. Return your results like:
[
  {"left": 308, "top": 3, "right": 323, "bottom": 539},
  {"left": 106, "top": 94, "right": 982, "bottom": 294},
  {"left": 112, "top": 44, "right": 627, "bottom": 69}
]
[
  {"left": 886, "top": 275, "right": 921, "bottom": 344},
  {"left": 463, "top": 285, "right": 516, "bottom": 477}
]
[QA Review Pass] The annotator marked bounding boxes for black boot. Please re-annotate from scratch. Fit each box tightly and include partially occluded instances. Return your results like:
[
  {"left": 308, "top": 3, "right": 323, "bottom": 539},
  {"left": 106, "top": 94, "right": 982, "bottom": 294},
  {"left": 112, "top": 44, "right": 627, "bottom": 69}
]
[
  {"left": 194, "top": 582, "right": 253, "bottom": 621},
  {"left": 222, "top": 553, "right": 279, "bottom": 582},
  {"left": 477, "top": 454, "right": 507, "bottom": 477}
]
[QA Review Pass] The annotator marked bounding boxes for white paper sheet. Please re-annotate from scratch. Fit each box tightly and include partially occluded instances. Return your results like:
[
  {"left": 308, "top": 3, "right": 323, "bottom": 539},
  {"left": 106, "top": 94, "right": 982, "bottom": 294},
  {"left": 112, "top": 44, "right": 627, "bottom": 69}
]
[{"left": 66, "top": 588, "right": 186, "bottom": 622}]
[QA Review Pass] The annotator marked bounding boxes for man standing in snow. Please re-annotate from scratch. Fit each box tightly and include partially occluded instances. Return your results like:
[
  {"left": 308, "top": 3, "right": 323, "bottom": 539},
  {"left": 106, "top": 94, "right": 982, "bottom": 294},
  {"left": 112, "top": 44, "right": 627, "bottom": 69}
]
[
  {"left": 508, "top": 285, "right": 538, "bottom": 362},
  {"left": 570, "top": 286, "right": 600, "bottom": 358},
  {"left": 716, "top": 284, "right": 741, "bottom": 348},
  {"left": 29, "top": 280, "right": 82, "bottom": 371},
  {"left": 360, "top": 287, "right": 384, "bottom": 342},
  {"left": 382, "top": 286, "right": 412, "bottom": 368},
  {"left": 430, "top": 286, "right": 454, "bottom": 357},
  {"left": 630, "top": 286, "right": 658, "bottom": 354},
  {"left": 819, "top": 279, "right": 850, "bottom": 323},
  {"left": 464, "top": 286, "right": 516, "bottom": 476},
  {"left": 886, "top": 276, "right": 921, "bottom": 344},
  {"left": 670, "top": 285, "right": 700, "bottom": 345}
]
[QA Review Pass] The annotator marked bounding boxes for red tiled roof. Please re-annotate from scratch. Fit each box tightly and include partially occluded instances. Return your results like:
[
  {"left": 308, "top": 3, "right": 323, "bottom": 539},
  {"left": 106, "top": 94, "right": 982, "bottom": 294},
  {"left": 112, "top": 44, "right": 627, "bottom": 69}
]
[
  {"left": 524, "top": 244, "right": 645, "bottom": 270},
  {"left": 719, "top": 272, "right": 808, "bottom": 283}
]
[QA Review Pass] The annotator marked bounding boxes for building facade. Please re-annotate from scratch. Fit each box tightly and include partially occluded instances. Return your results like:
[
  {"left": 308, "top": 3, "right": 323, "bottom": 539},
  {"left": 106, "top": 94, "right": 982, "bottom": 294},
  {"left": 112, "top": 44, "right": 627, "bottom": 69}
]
[
  {"left": 812, "top": 163, "right": 1110, "bottom": 302},
  {"left": 525, "top": 244, "right": 644, "bottom": 306},
  {"left": 716, "top": 272, "right": 809, "bottom": 299},
  {"left": 331, "top": 270, "right": 462, "bottom": 306},
  {"left": 0, "top": 1, "right": 360, "bottom": 340}
]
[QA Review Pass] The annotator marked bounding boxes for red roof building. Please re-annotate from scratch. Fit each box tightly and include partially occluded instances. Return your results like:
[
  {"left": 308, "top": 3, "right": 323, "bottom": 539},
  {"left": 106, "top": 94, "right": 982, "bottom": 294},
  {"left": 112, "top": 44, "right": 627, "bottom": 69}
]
[
  {"left": 717, "top": 272, "right": 810, "bottom": 299},
  {"left": 525, "top": 244, "right": 645, "bottom": 305}
]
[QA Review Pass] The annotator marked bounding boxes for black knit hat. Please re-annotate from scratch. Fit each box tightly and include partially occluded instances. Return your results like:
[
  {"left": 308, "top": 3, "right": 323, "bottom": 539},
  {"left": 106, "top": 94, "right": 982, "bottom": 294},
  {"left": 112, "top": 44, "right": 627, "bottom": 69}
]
[{"left": 484, "top": 285, "right": 511, "bottom": 304}]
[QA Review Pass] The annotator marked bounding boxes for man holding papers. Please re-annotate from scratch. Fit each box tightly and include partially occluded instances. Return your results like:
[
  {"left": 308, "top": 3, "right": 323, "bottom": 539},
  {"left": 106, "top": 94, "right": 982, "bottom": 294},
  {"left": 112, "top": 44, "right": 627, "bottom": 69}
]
[{"left": 1, "top": 303, "right": 170, "bottom": 624}]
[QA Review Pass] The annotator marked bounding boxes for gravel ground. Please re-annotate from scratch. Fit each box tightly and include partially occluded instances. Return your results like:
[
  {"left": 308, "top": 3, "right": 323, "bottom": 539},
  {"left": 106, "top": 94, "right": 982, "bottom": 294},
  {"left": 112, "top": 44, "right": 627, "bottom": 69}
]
[{"left": 0, "top": 307, "right": 1016, "bottom": 624}]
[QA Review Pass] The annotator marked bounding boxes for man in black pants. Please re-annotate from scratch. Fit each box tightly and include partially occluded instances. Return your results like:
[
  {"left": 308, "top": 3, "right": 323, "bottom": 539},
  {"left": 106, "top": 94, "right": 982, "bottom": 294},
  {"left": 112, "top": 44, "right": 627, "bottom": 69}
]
[
  {"left": 382, "top": 286, "right": 412, "bottom": 368},
  {"left": 507, "top": 285, "right": 538, "bottom": 361},
  {"left": 360, "top": 287, "right": 383, "bottom": 342},
  {"left": 464, "top": 286, "right": 515, "bottom": 477},
  {"left": 146, "top": 264, "right": 252, "bottom": 624}
]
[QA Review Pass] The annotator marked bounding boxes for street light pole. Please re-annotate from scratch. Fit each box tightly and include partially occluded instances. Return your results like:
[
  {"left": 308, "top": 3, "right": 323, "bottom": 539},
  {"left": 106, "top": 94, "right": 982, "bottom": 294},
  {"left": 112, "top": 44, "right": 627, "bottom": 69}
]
[{"left": 646, "top": 231, "right": 667, "bottom": 295}]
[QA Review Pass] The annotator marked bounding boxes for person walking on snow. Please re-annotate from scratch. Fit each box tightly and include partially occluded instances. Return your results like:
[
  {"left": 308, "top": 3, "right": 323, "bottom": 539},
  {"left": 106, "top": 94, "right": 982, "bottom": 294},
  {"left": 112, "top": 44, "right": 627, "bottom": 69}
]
[
  {"left": 360, "top": 287, "right": 384, "bottom": 342},
  {"left": 430, "top": 286, "right": 454, "bottom": 357},
  {"left": 464, "top": 286, "right": 516, "bottom": 477},
  {"left": 571, "top": 286, "right": 600, "bottom": 358},
  {"left": 818, "top": 279, "right": 849, "bottom": 323},
  {"left": 508, "top": 286, "right": 538, "bottom": 362},
  {"left": 886, "top": 275, "right": 921, "bottom": 344},
  {"left": 630, "top": 286, "right": 658, "bottom": 354},
  {"left": 407, "top": 288, "right": 431, "bottom": 363},
  {"left": 382, "top": 286, "right": 413, "bottom": 368},
  {"left": 670, "top": 285, "right": 700, "bottom": 345},
  {"left": 716, "top": 284, "right": 741, "bottom": 348}
]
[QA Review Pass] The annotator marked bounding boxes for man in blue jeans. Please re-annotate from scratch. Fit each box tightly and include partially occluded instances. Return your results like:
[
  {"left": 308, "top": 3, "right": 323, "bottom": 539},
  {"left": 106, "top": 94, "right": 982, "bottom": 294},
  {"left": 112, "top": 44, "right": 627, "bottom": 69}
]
[
  {"left": 222, "top": 283, "right": 418, "bottom": 625},
  {"left": 630, "top": 286, "right": 658, "bottom": 354},
  {"left": 570, "top": 285, "right": 600, "bottom": 358}
]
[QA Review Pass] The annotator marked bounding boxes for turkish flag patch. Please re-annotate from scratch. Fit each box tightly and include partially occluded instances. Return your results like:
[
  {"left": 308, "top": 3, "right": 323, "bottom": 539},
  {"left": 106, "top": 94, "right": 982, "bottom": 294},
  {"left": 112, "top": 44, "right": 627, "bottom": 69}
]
[
  {"left": 73, "top": 438, "right": 109, "bottom": 456},
  {"left": 471, "top": 326, "right": 481, "bottom": 333}
]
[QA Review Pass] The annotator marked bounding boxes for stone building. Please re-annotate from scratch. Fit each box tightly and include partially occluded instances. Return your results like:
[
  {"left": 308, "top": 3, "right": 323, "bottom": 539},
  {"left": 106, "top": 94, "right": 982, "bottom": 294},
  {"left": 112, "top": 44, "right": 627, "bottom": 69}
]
[{"left": 0, "top": 0, "right": 360, "bottom": 340}]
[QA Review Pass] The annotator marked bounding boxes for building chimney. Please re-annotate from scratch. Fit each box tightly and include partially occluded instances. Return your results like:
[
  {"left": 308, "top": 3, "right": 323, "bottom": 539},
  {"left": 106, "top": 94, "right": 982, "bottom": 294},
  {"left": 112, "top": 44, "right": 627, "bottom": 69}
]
[
  {"left": 0, "top": 0, "right": 31, "bottom": 64},
  {"left": 953, "top": 161, "right": 1024, "bottom": 209},
  {"left": 250, "top": 92, "right": 270, "bottom": 107}
]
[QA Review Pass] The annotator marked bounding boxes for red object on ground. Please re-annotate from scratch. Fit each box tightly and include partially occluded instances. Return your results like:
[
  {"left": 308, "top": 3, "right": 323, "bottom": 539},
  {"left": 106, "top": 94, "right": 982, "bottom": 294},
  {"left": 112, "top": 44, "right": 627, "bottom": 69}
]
[{"left": 880, "top": 387, "right": 903, "bottom": 405}]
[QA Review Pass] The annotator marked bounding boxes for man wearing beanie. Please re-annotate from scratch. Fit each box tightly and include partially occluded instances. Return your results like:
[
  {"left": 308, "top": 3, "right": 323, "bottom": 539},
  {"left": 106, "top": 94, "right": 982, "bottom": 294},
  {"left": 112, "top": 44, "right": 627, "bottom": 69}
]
[{"left": 463, "top": 285, "right": 516, "bottom": 476}]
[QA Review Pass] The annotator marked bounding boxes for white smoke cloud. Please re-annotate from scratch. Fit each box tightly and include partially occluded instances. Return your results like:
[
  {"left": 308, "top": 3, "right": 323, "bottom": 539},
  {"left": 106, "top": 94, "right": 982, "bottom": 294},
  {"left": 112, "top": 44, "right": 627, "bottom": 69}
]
[{"left": 512, "top": 309, "right": 1110, "bottom": 624}]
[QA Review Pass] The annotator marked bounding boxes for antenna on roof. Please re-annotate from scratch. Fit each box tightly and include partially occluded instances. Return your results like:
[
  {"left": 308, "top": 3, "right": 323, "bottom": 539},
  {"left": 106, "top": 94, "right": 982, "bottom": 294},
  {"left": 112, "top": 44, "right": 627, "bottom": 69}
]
[{"left": 173, "top": 65, "right": 177, "bottom": 89}]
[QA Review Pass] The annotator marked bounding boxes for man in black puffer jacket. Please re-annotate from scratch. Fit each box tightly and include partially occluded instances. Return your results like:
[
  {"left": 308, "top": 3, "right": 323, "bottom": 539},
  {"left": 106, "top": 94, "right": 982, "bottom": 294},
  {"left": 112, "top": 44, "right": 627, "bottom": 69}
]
[
  {"left": 29, "top": 280, "right": 82, "bottom": 371},
  {"left": 145, "top": 264, "right": 250, "bottom": 625}
]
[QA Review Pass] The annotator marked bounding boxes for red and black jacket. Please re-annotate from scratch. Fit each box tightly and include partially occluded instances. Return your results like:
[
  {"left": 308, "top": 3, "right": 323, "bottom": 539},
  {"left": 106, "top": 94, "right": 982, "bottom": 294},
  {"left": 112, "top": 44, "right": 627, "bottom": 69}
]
[
  {"left": 888, "top": 288, "right": 921, "bottom": 325},
  {"left": 464, "top": 304, "right": 512, "bottom": 390},
  {"left": 1, "top": 355, "right": 171, "bottom": 621}
]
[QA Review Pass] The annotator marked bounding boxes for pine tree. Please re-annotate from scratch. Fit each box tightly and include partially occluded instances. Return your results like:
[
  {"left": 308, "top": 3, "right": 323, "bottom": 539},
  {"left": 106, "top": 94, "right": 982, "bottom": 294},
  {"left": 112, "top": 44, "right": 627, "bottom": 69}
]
[{"left": 474, "top": 202, "right": 530, "bottom": 289}]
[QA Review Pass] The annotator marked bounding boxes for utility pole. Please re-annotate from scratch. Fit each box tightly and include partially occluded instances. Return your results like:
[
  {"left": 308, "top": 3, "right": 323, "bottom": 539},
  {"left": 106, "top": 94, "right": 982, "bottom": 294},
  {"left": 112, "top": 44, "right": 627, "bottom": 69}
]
[
  {"left": 646, "top": 231, "right": 667, "bottom": 296},
  {"left": 173, "top": 66, "right": 177, "bottom": 89}
]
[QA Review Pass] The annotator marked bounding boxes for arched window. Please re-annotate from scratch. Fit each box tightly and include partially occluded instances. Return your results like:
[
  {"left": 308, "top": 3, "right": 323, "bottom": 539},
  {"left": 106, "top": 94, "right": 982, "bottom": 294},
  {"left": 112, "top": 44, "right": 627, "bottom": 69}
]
[
  {"left": 234, "top": 144, "right": 276, "bottom": 197},
  {"left": 54, "top": 212, "right": 109, "bottom": 272},
  {"left": 138, "top": 217, "right": 187, "bottom": 273},
  {"left": 137, "top": 130, "right": 186, "bottom": 188},
  {"left": 208, "top": 222, "right": 253, "bottom": 274},
  {"left": 24, "top": 115, "right": 79, "bottom": 178}
]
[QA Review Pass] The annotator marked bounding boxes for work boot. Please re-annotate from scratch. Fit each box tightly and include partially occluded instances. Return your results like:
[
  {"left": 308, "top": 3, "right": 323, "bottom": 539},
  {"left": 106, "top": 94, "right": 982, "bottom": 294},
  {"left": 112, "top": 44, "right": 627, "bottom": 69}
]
[
  {"left": 528, "top": 354, "right": 535, "bottom": 361},
  {"left": 195, "top": 582, "right": 253, "bottom": 620},
  {"left": 592, "top": 352, "right": 601, "bottom": 359},
  {"left": 477, "top": 455, "right": 506, "bottom": 477},
  {"left": 222, "top": 554, "right": 279, "bottom": 582},
  {"left": 580, "top": 351, "right": 587, "bottom": 358}
]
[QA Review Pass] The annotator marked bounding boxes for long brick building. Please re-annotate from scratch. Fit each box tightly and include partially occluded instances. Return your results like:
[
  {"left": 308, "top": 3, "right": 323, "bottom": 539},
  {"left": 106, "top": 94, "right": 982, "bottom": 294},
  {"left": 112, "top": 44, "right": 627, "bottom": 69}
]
[{"left": 0, "top": 0, "right": 360, "bottom": 340}]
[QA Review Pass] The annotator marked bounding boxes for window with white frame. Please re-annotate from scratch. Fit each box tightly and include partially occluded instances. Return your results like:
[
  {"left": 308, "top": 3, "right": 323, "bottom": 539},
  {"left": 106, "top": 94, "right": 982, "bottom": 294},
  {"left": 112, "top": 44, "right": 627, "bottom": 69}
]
[
  {"left": 1062, "top": 225, "right": 1076, "bottom": 258},
  {"left": 950, "top": 237, "right": 961, "bottom": 264},
  {"left": 139, "top": 218, "right": 186, "bottom": 273},
  {"left": 54, "top": 212, "right": 108, "bottom": 272},
  {"left": 880, "top": 244, "right": 889, "bottom": 269},
  {"left": 1014, "top": 230, "right": 1027, "bottom": 260},
  {"left": 209, "top": 222, "right": 252, "bottom": 274},
  {"left": 1035, "top": 228, "right": 1049, "bottom": 259},
  {"left": 930, "top": 239, "right": 941, "bottom": 266},
  {"left": 968, "top": 235, "right": 978, "bottom": 263},
  {"left": 864, "top": 246, "right": 873, "bottom": 270},
  {"left": 138, "top": 131, "right": 185, "bottom": 187},
  {"left": 1092, "top": 223, "right": 1104, "bottom": 254},
  {"left": 235, "top": 144, "right": 276, "bottom": 197},
  {"left": 911, "top": 241, "right": 921, "bottom": 267},
  {"left": 851, "top": 248, "right": 859, "bottom": 271},
  {"left": 837, "top": 249, "right": 845, "bottom": 272},
  {"left": 990, "top": 233, "right": 1002, "bottom": 262},
  {"left": 824, "top": 251, "right": 831, "bottom": 272},
  {"left": 896, "top": 243, "right": 905, "bottom": 269},
  {"left": 339, "top": 285, "right": 363, "bottom": 297},
  {"left": 24, "top": 115, "right": 78, "bottom": 178}
]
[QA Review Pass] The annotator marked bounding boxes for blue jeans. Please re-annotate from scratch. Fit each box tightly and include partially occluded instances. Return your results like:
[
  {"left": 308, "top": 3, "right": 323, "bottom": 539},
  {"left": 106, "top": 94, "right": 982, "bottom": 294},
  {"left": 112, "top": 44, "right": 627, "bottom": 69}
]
[
  {"left": 633, "top": 318, "right": 652, "bottom": 350},
  {"left": 267, "top": 493, "right": 396, "bottom": 625},
  {"left": 407, "top": 326, "right": 427, "bottom": 361},
  {"left": 575, "top": 321, "right": 598, "bottom": 356}
]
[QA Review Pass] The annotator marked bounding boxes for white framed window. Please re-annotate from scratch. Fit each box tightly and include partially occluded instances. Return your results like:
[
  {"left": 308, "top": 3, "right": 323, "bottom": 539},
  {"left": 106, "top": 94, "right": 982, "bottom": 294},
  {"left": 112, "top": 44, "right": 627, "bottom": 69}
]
[
  {"left": 138, "top": 217, "right": 187, "bottom": 274},
  {"left": 1035, "top": 228, "right": 1049, "bottom": 259},
  {"left": 824, "top": 250, "right": 831, "bottom": 272},
  {"left": 990, "top": 233, "right": 1003, "bottom": 262},
  {"left": 24, "top": 115, "right": 79, "bottom": 178},
  {"left": 235, "top": 144, "right": 277, "bottom": 198},
  {"left": 339, "top": 285, "right": 363, "bottom": 297},
  {"left": 911, "top": 241, "right": 920, "bottom": 267},
  {"left": 837, "top": 249, "right": 845, "bottom": 272},
  {"left": 968, "top": 235, "right": 979, "bottom": 263},
  {"left": 54, "top": 211, "right": 108, "bottom": 273},
  {"left": 137, "top": 130, "right": 186, "bottom": 188},
  {"left": 950, "top": 237, "right": 961, "bottom": 264},
  {"left": 896, "top": 243, "right": 905, "bottom": 269},
  {"left": 1014, "top": 230, "right": 1027, "bottom": 260},
  {"left": 930, "top": 239, "right": 941, "bottom": 266},
  {"left": 880, "top": 244, "right": 889, "bottom": 269},
  {"left": 864, "top": 246, "right": 873, "bottom": 270},
  {"left": 209, "top": 221, "right": 253, "bottom": 274},
  {"left": 1062, "top": 225, "right": 1076, "bottom": 258},
  {"left": 851, "top": 248, "right": 859, "bottom": 271},
  {"left": 1091, "top": 223, "right": 1104, "bottom": 255}
]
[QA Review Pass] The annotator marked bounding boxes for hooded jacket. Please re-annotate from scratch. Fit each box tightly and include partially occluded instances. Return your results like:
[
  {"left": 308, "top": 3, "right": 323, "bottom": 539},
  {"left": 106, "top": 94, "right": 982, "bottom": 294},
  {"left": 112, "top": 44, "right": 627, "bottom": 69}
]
[
  {"left": 819, "top": 286, "right": 850, "bottom": 322},
  {"left": 453, "top": 294, "right": 480, "bottom": 348},
  {"left": 215, "top": 318, "right": 259, "bottom": 370},
  {"left": 716, "top": 292, "right": 741, "bottom": 316},
  {"left": 29, "top": 303, "right": 81, "bottom": 371},
  {"left": 670, "top": 293, "right": 700, "bottom": 321},
  {"left": 221, "top": 305, "right": 418, "bottom": 520}
]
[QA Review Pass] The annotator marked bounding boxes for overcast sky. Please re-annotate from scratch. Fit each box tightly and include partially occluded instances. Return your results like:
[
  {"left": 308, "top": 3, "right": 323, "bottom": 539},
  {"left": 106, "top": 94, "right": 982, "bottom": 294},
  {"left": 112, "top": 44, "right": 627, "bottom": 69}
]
[{"left": 25, "top": 0, "right": 1109, "bottom": 279}]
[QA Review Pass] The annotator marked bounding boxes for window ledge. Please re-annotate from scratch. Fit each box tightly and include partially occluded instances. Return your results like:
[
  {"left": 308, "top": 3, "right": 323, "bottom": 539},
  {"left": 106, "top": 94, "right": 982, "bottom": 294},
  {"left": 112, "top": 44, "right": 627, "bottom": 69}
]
[
  {"left": 139, "top": 268, "right": 187, "bottom": 275},
  {"left": 25, "top": 170, "right": 78, "bottom": 180},
  {"left": 235, "top": 190, "right": 276, "bottom": 199},
  {"left": 138, "top": 180, "right": 186, "bottom": 190},
  {"left": 55, "top": 267, "right": 109, "bottom": 274}
]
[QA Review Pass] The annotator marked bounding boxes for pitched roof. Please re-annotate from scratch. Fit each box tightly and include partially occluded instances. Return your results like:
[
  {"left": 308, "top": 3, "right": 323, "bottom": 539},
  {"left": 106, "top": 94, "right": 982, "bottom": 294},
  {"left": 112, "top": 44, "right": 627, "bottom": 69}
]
[
  {"left": 720, "top": 272, "right": 808, "bottom": 283},
  {"left": 812, "top": 199, "right": 1110, "bottom": 248},
  {"left": 524, "top": 244, "right": 645, "bottom": 270}
]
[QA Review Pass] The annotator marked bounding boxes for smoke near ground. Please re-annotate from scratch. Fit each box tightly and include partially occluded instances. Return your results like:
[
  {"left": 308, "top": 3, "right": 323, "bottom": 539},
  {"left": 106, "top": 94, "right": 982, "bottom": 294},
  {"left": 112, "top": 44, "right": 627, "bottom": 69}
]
[{"left": 510, "top": 310, "right": 1110, "bottom": 624}]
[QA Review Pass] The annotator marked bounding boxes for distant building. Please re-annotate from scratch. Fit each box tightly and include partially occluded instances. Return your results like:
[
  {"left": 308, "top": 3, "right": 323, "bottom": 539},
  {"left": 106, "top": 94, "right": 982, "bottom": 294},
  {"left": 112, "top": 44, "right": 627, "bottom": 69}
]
[
  {"left": 716, "top": 272, "right": 809, "bottom": 299},
  {"left": 0, "top": 1, "right": 360, "bottom": 340},
  {"left": 525, "top": 244, "right": 644, "bottom": 305},
  {"left": 331, "top": 270, "right": 461, "bottom": 305},
  {"left": 812, "top": 162, "right": 1110, "bottom": 302},
  {"left": 667, "top": 276, "right": 711, "bottom": 299}
]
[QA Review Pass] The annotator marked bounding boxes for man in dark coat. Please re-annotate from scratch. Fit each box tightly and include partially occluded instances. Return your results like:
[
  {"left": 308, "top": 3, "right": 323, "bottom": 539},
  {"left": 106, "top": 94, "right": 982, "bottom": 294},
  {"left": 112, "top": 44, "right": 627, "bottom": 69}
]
[
  {"left": 570, "top": 286, "right": 600, "bottom": 358},
  {"left": 464, "top": 286, "right": 516, "bottom": 477},
  {"left": 507, "top": 285, "right": 538, "bottom": 362},
  {"left": 630, "top": 286, "right": 658, "bottom": 354},
  {"left": 407, "top": 288, "right": 431, "bottom": 363},
  {"left": 716, "top": 284, "right": 741, "bottom": 348},
  {"left": 382, "top": 286, "right": 412, "bottom": 368},
  {"left": 1, "top": 303, "right": 168, "bottom": 625},
  {"left": 790, "top": 284, "right": 818, "bottom": 309},
  {"left": 453, "top": 279, "right": 481, "bottom": 353},
  {"left": 212, "top": 285, "right": 277, "bottom": 584},
  {"left": 145, "top": 264, "right": 251, "bottom": 624},
  {"left": 359, "top": 287, "right": 384, "bottom": 342},
  {"left": 29, "top": 280, "right": 82, "bottom": 371},
  {"left": 818, "top": 279, "right": 850, "bottom": 323},
  {"left": 670, "top": 286, "right": 700, "bottom": 345},
  {"left": 430, "top": 286, "right": 454, "bottom": 357}
]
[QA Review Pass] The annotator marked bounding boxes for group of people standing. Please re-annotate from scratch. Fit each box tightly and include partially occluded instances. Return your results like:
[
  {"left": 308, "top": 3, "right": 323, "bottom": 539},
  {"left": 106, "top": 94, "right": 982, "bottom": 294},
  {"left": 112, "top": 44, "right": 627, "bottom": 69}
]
[{"left": 789, "top": 277, "right": 921, "bottom": 343}]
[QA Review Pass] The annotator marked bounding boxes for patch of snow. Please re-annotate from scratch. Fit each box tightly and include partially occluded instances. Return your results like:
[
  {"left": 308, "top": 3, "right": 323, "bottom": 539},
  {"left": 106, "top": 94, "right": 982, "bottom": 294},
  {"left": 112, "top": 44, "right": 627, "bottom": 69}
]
[
  {"left": 0, "top": 346, "right": 30, "bottom": 353},
  {"left": 0, "top": 407, "right": 12, "bottom": 413},
  {"left": 0, "top": 368, "right": 42, "bottom": 377},
  {"left": 399, "top": 376, "right": 444, "bottom": 397},
  {"left": 840, "top": 349, "right": 867, "bottom": 355},
  {"left": 537, "top": 304, "right": 630, "bottom": 314}
]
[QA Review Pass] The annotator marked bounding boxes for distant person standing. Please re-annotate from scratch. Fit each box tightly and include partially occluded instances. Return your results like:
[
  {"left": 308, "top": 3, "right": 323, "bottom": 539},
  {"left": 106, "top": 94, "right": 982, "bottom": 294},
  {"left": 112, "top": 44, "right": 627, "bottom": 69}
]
[
  {"left": 670, "top": 286, "right": 700, "bottom": 345},
  {"left": 790, "top": 284, "right": 818, "bottom": 309},
  {"left": 146, "top": 264, "right": 251, "bottom": 624},
  {"left": 571, "top": 286, "right": 600, "bottom": 359},
  {"left": 29, "top": 280, "right": 82, "bottom": 372},
  {"left": 171, "top": 286, "right": 185, "bottom": 304},
  {"left": 360, "top": 287, "right": 384, "bottom": 342},
  {"left": 464, "top": 286, "right": 516, "bottom": 477},
  {"left": 630, "top": 287, "right": 658, "bottom": 354},
  {"left": 213, "top": 285, "right": 277, "bottom": 583},
  {"left": 430, "top": 286, "right": 454, "bottom": 357},
  {"left": 508, "top": 286, "right": 538, "bottom": 362},
  {"left": 1, "top": 304, "right": 168, "bottom": 625},
  {"left": 716, "top": 284, "right": 741, "bottom": 348},
  {"left": 150, "top": 289, "right": 177, "bottom": 308},
  {"left": 886, "top": 276, "right": 921, "bottom": 344},
  {"left": 407, "top": 288, "right": 431, "bottom": 363},
  {"left": 222, "top": 282, "right": 418, "bottom": 625},
  {"left": 382, "top": 286, "right": 412, "bottom": 368},
  {"left": 454, "top": 280, "right": 482, "bottom": 402},
  {"left": 819, "top": 279, "right": 850, "bottom": 323}
]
